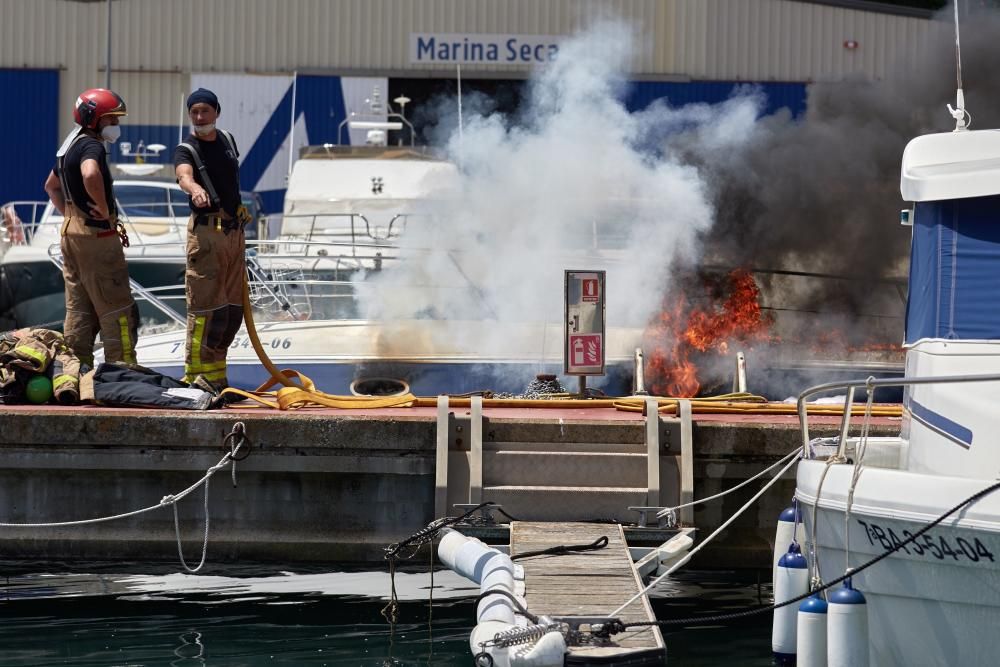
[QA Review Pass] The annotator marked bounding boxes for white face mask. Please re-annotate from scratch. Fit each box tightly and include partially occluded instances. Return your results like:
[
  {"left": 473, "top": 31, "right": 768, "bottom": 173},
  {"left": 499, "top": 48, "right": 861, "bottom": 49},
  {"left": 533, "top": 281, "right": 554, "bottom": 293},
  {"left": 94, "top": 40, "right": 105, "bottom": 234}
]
[
  {"left": 192, "top": 123, "right": 216, "bottom": 137},
  {"left": 101, "top": 125, "right": 121, "bottom": 143}
]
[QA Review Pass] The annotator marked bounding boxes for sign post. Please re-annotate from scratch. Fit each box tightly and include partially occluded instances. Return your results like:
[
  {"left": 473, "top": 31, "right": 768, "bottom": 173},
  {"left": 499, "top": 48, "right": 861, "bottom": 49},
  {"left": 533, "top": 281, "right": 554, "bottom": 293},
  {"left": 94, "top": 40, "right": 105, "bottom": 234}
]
[{"left": 565, "top": 270, "right": 606, "bottom": 397}]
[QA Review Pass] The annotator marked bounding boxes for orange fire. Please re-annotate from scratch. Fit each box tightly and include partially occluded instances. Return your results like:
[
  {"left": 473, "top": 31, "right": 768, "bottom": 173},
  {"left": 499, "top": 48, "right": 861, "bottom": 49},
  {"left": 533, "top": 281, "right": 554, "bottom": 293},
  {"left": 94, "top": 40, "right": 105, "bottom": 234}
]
[{"left": 645, "top": 270, "right": 773, "bottom": 397}]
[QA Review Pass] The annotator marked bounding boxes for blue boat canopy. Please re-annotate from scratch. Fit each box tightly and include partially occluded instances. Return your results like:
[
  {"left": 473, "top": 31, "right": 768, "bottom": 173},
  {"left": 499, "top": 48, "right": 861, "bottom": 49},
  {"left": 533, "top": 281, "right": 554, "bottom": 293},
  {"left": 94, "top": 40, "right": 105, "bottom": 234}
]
[
  {"left": 905, "top": 195, "right": 1000, "bottom": 343},
  {"left": 901, "top": 130, "right": 1000, "bottom": 344}
]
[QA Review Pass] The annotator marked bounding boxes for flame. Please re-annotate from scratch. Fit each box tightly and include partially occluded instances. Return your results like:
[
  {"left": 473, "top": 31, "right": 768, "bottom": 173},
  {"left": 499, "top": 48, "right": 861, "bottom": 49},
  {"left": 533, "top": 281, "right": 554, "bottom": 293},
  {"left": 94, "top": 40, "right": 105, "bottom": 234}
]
[{"left": 645, "top": 270, "right": 772, "bottom": 397}]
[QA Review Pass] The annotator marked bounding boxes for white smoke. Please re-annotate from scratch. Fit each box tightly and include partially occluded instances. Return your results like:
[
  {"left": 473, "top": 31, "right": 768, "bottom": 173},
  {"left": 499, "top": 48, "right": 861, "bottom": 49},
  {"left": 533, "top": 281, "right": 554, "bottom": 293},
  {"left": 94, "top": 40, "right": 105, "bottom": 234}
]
[{"left": 356, "top": 20, "right": 763, "bottom": 354}]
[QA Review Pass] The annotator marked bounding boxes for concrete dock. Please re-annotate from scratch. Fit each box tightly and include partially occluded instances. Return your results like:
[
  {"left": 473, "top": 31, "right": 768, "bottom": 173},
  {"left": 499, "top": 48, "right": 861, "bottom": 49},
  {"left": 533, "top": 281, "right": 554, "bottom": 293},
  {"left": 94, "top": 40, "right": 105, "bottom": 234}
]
[{"left": 0, "top": 401, "right": 901, "bottom": 566}]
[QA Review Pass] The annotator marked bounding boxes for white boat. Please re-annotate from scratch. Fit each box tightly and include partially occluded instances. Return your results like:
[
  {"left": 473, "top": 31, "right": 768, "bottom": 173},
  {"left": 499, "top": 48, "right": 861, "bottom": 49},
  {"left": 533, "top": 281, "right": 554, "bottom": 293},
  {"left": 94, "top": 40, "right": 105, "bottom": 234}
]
[
  {"left": 132, "top": 316, "right": 643, "bottom": 397},
  {"left": 792, "top": 93, "right": 1000, "bottom": 662},
  {"left": 0, "top": 170, "right": 265, "bottom": 330}
]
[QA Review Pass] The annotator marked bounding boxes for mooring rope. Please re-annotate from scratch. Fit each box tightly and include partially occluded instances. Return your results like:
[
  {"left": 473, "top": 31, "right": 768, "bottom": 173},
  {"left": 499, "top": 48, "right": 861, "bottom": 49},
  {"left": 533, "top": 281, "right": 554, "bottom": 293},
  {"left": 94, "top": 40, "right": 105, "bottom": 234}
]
[
  {"left": 0, "top": 422, "right": 250, "bottom": 573},
  {"left": 610, "top": 452, "right": 802, "bottom": 617},
  {"left": 657, "top": 446, "right": 803, "bottom": 523},
  {"left": 614, "top": 478, "right": 1000, "bottom": 632}
]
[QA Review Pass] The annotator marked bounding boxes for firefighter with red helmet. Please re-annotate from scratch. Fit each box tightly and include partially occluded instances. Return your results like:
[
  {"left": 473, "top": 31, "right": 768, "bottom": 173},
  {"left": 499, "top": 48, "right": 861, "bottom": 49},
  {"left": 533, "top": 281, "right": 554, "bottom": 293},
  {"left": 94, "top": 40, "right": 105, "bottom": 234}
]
[{"left": 42, "top": 88, "right": 139, "bottom": 369}]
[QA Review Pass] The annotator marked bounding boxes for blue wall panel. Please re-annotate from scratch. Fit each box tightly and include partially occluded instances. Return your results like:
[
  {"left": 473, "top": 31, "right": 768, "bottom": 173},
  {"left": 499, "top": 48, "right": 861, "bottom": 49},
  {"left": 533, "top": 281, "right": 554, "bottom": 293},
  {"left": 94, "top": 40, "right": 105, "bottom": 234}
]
[
  {"left": 0, "top": 69, "right": 59, "bottom": 205},
  {"left": 115, "top": 124, "right": 186, "bottom": 165},
  {"left": 625, "top": 80, "right": 807, "bottom": 118}
]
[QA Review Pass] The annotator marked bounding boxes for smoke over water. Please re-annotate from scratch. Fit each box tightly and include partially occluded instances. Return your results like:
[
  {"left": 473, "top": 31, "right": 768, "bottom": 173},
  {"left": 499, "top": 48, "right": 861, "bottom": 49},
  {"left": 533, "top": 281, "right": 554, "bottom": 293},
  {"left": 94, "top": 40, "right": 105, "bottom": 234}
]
[{"left": 355, "top": 5, "right": 1000, "bottom": 393}]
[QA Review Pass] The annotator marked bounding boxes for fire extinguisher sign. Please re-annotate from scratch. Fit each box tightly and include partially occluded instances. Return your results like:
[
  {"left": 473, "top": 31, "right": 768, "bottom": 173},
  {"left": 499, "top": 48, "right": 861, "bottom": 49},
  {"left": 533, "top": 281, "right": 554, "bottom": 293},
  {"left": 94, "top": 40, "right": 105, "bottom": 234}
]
[
  {"left": 569, "top": 334, "right": 603, "bottom": 369},
  {"left": 565, "top": 270, "right": 606, "bottom": 375}
]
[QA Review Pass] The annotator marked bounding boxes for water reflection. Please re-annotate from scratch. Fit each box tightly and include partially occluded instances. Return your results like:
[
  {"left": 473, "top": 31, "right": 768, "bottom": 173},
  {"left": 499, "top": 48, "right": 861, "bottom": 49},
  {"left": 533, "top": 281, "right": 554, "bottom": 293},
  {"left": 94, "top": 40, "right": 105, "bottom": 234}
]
[
  {"left": 171, "top": 630, "right": 206, "bottom": 667},
  {"left": 0, "top": 565, "right": 771, "bottom": 666}
]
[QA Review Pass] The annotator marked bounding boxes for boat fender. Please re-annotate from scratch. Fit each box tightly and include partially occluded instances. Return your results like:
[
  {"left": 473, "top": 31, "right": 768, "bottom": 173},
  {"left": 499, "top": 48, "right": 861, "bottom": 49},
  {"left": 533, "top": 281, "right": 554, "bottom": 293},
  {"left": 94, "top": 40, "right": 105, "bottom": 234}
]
[
  {"left": 455, "top": 539, "right": 500, "bottom": 584},
  {"left": 510, "top": 629, "right": 567, "bottom": 667},
  {"left": 437, "top": 527, "right": 469, "bottom": 570},
  {"left": 772, "top": 542, "right": 809, "bottom": 664},
  {"left": 479, "top": 565, "right": 517, "bottom": 624},
  {"left": 797, "top": 592, "right": 828, "bottom": 667},
  {"left": 470, "top": 620, "right": 515, "bottom": 667},
  {"left": 773, "top": 499, "right": 805, "bottom": 584},
  {"left": 827, "top": 577, "right": 868, "bottom": 667}
]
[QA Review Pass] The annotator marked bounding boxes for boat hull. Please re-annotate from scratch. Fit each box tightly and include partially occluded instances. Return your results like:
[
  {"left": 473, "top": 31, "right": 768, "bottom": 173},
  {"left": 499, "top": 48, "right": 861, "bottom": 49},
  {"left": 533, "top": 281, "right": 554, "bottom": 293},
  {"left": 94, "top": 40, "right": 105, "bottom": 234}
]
[
  {"left": 795, "top": 458, "right": 1000, "bottom": 666},
  {"left": 133, "top": 319, "right": 641, "bottom": 397}
]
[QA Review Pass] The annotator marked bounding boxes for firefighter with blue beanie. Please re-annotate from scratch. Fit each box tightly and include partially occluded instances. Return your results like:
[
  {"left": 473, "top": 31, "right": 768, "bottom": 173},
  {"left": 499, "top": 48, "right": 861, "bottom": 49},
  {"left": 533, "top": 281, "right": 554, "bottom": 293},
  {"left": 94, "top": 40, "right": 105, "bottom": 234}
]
[{"left": 174, "top": 88, "right": 251, "bottom": 400}]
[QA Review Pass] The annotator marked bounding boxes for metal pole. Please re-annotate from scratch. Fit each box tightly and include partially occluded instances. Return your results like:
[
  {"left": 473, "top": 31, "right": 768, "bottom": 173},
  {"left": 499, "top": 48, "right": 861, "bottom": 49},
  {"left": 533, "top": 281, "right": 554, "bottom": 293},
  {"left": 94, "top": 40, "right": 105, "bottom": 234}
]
[
  {"left": 286, "top": 71, "right": 298, "bottom": 182},
  {"left": 105, "top": 0, "right": 112, "bottom": 89},
  {"left": 578, "top": 375, "right": 587, "bottom": 398}
]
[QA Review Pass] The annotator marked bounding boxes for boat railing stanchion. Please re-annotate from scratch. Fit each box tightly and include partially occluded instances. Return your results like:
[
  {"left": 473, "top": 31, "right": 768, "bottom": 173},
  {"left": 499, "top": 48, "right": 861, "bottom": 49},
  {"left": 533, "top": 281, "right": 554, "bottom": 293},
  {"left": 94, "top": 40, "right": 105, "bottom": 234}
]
[
  {"left": 733, "top": 350, "right": 747, "bottom": 393},
  {"left": 633, "top": 347, "right": 648, "bottom": 395},
  {"left": 837, "top": 386, "right": 857, "bottom": 460}
]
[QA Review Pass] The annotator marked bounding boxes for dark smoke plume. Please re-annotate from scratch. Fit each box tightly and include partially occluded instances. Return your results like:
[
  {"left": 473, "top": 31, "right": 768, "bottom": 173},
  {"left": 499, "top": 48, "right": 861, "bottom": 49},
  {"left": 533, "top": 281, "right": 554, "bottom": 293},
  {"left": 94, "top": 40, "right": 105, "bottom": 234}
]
[{"left": 677, "top": 4, "right": 1000, "bottom": 329}]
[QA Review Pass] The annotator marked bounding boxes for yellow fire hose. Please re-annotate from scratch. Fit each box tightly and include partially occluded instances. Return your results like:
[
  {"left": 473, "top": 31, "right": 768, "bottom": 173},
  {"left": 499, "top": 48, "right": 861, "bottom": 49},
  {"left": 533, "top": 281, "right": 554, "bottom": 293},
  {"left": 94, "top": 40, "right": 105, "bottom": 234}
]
[{"left": 221, "top": 275, "right": 902, "bottom": 418}]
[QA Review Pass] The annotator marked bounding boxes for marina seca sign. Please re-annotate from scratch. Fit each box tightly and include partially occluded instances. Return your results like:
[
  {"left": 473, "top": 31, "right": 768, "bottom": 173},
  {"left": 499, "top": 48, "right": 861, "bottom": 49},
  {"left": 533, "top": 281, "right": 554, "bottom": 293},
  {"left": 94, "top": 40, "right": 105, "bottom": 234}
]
[{"left": 409, "top": 33, "right": 561, "bottom": 64}]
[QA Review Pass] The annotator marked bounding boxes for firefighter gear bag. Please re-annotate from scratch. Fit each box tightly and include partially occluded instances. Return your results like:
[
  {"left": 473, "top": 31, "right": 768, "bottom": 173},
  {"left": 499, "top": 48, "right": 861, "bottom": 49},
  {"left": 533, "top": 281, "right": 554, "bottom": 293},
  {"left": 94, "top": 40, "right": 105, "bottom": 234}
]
[{"left": 80, "top": 362, "right": 214, "bottom": 410}]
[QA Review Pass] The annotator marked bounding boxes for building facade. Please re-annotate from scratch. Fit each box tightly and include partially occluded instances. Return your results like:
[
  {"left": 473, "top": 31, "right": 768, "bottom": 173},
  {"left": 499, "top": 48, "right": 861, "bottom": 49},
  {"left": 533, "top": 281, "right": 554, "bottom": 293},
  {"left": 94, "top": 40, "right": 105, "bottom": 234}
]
[{"left": 0, "top": 0, "right": 945, "bottom": 208}]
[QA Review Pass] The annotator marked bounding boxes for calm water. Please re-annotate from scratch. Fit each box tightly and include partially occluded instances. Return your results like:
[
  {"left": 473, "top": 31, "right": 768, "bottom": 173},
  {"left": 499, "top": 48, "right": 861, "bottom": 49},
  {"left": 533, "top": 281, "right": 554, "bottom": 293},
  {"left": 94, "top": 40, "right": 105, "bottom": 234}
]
[{"left": 0, "top": 563, "right": 774, "bottom": 666}]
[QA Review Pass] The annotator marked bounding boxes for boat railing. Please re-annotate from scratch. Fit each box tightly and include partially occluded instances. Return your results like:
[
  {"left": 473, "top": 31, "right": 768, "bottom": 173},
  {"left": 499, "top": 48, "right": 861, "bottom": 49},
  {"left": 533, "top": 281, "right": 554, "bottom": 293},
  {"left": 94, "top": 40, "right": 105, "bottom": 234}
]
[
  {"left": 1, "top": 200, "right": 52, "bottom": 246},
  {"left": 797, "top": 372, "right": 1000, "bottom": 454},
  {"left": 45, "top": 244, "right": 186, "bottom": 327},
  {"left": 267, "top": 212, "right": 415, "bottom": 253},
  {"left": 2, "top": 199, "right": 193, "bottom": 253}
]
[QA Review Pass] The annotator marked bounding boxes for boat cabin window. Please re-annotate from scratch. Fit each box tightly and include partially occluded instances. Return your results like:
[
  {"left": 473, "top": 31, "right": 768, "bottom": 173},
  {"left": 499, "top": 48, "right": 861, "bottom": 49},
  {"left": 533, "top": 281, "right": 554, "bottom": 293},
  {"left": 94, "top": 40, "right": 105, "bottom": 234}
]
[
  {"left": 116, "top": 185, "right": 173, "bottom": 218},
  {"left": 168, "top": 188, "right": 193, "bottom": 217}
]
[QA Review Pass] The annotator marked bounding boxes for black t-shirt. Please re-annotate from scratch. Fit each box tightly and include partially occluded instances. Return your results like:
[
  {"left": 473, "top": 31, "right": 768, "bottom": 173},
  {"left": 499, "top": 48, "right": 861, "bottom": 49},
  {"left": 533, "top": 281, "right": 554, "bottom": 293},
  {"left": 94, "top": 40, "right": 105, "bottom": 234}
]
[
  {"left": 173, "top": 132, "right": 241, "bottom": 217},
  {"left": 55, "top": 135, "right": 116, "bottom": 220}
]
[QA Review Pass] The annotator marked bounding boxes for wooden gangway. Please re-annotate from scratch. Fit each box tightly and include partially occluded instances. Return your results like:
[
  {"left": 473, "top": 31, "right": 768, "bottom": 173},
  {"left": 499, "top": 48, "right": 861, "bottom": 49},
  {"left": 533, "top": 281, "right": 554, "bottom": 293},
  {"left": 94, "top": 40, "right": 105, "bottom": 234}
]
[{"left": 511, "top": 521, "right": 666, "bottom": 665}]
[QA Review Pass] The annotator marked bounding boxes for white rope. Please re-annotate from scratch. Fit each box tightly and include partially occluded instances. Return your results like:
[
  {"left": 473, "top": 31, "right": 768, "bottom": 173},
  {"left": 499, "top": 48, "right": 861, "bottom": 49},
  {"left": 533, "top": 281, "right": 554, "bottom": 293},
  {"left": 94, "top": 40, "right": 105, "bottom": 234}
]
[
  {"left": 844, "top": 378, "right": 876, "bottom": 573},
  {"left": 0, "top": 422, "right": 248, "bottom": 574},
  {"left": 0, "top": 448, "right": 238, "bottom": 528},
  {"left": 610, "top": 451, "right": 801, "bottom": 617},
  {"left": 657, "top": 446, "right": 803, "bottom": 520},
  {"left": 808, "top": 453, "right": 845, "bottom": 589}
]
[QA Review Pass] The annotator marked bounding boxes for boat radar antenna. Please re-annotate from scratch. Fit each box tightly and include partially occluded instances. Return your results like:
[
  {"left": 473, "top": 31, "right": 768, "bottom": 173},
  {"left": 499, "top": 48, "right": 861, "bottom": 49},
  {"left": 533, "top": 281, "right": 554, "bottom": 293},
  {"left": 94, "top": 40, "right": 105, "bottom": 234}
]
[
  {"left": 393, "top": 95, "right": 411, "bottom": 146},
  {"left": 947, "top": 0, "right": 971, "bottom": 131}
]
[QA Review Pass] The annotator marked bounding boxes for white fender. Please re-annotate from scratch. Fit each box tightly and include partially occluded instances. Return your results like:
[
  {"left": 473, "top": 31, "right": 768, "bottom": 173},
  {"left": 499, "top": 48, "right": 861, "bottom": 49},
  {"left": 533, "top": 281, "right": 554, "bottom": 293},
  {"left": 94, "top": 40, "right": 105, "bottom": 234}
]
[
  {"left": 438, "top": 528, "right": 469, "bottom": 570},
  {"left": 772, "top": 543, "right": 809, "bottom": 664},
  {"left": 797, "top": 593, "right": 828, "bottom": 667},
  {"left": 510, "top": 630, "right": 567, "bottom": 667},
  {"left": 455, "top": 539, "right": 498, "bottom": 584},
  {"left": 827, "top": 578, "right": 868, "bottom": 667},
  {"left": 773, "top": 500, "right": 805, "bottom": 584},
  {"left": 470, "top": 620, "right": 514, "bottom": 667},
  {"left": 478, "top": 575, "right": 517, "bottom": 624}
]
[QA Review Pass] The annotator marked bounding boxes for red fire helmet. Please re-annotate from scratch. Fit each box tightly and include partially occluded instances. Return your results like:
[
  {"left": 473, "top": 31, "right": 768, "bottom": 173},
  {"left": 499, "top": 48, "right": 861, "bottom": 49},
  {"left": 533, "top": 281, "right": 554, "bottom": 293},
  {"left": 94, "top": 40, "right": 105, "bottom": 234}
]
[{"left": 73, "top": 88, "right": 127, "bottom": 129}]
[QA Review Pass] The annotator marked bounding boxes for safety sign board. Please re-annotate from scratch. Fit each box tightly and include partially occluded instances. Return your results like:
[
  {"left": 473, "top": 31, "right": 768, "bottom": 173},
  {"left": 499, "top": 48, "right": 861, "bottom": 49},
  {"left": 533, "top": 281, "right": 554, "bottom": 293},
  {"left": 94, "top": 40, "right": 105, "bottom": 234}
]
[{"left": 568, "top": 333, "right": 603, "bottom": 371}]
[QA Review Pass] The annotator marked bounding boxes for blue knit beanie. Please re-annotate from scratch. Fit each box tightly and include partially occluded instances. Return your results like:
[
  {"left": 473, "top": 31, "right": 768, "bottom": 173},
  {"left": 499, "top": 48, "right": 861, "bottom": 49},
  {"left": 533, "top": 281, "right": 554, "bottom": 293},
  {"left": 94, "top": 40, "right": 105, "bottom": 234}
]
[{"left": 186, "top": 88, "right": 220, "bottom": 113}]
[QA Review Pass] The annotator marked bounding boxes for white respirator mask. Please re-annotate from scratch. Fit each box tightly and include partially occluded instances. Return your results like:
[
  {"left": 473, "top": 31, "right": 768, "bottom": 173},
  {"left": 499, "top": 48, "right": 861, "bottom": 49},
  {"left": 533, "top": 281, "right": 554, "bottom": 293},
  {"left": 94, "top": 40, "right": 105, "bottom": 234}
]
[
  {"left": 101, "top": 125, "right": 121, "bottom": 143},
  {"left": 192, "top": 123, "right": 216, "bottom": 137}
]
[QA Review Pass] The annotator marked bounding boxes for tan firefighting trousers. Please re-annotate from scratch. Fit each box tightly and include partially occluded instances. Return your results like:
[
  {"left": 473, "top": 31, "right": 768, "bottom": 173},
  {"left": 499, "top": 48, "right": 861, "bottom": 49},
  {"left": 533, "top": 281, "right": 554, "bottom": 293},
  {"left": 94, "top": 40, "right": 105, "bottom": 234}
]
[
  {"left": 60, "top": 203, "right": 139, "bottom": 367},
  {"left": 183, "top": 215, "right": 245, "bottom": 385}
]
